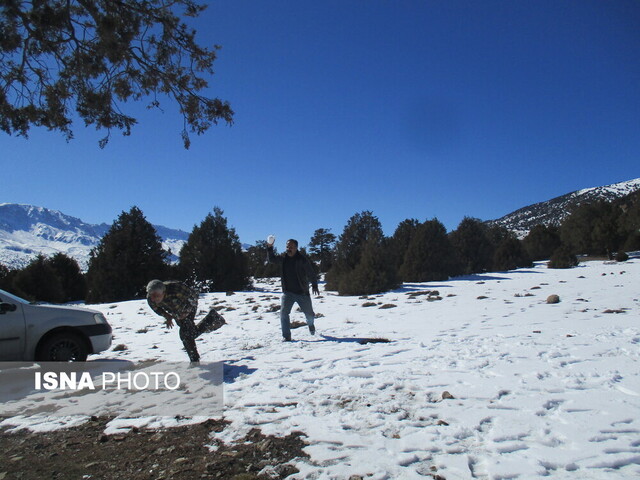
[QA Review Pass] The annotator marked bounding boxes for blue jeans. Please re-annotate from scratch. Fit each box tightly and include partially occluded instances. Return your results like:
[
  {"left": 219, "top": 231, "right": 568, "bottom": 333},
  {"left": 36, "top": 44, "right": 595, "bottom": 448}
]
[{"left": 281, "top": 292, "right": 315, "bottom": 339}]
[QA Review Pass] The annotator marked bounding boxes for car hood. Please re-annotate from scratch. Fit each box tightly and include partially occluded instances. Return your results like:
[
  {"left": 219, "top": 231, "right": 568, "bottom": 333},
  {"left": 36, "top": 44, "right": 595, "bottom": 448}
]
[{"left": 29, "top": 303, "right": 102, "bottom": 315}]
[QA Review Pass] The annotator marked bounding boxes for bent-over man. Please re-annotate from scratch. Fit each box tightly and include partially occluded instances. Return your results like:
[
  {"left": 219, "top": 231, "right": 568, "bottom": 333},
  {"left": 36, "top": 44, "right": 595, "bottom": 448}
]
[{"left": 146, "top": 280, "right": 226, "bottom": 362}]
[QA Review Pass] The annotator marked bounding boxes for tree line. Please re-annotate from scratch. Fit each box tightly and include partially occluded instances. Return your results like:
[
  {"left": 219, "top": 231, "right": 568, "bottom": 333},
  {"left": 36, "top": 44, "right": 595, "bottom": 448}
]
[
  {"left": 323, "top": 189, "right": 639, "bottom": 295},
  {"left": 0, "top": 206, "right": 250, "bottom": 304},
  {"left": 1, "top": 190, "right": 638, "bottom": 302}
]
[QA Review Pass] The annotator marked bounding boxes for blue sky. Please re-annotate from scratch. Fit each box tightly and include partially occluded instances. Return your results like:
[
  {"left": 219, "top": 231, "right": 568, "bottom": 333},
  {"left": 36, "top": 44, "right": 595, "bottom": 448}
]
[{"left": 2, "top": 0, "right": 639, "bottom": 251}]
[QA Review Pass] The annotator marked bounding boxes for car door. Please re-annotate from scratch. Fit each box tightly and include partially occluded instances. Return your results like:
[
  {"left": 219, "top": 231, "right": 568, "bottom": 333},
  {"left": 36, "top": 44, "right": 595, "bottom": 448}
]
[{"left": 0, "top": 293, "right": 26, "bottom": 360}]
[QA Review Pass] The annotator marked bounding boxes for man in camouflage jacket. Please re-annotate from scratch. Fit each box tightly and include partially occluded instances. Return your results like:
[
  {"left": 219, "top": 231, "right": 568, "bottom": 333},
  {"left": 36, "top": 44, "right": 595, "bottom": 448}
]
[{"left": 146, "top": 280, "right": 225, "bottom": 362}]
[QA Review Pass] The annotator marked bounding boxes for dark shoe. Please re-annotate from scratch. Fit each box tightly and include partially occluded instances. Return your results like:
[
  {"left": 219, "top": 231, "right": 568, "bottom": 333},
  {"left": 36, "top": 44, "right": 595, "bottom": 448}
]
[
  {"left": 200, "top": 310, "right": 226, "bottom": 333},
  {"left": 308, "top": 324, "right": 316, "bottom": 335},
  {"left": 283, "top": 336, "right": 292, "bottom": 342}
]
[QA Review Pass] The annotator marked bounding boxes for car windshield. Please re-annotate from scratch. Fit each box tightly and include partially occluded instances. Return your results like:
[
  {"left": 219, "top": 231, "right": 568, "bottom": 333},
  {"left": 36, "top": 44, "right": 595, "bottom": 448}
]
[{"left": 0, "top": 288, "right": 29, "bottom": 305}]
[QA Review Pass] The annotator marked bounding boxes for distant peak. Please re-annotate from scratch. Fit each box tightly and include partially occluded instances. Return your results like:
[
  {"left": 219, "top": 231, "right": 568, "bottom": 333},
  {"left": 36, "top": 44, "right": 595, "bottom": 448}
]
[{"left": 488, "top": 177, "right": 640, "bottom": 237}]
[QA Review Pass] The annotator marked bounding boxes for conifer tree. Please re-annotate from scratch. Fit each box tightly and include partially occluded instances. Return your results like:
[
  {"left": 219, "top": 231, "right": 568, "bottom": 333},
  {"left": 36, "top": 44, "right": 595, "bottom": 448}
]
[
  {"left": 12, "top": 255, "right": 65, "bottom": 303},
  {"left": 179, "top": 207, "right": 250, "bottom": 292},
  {"left": 400, "top": 219, "right": 458, "bottom": 282},
  {"left": 492, "top": 237, "right": 533, "bottom": 271},
  {"left": 0, "top": 264, "right": 12, "bottom": 291},
  {"left": 47, "top": 253, "right": 87, "bottom": 302},
  {"left": 523, "top": 225, "right": 562, "bottom": 261},
  {"left": 1, "top": 0, "right": 233, "bottom": 149},
  {"left": 619, "top": 191, "right": 640, "bottom": 251},
  {"left": 326, "top": 211, "right": 398, "bottom": 295},
  {"left": 390, "top": 219, "right": 420, "bottom": 270},
  {"left": 308, "top": 228, "right": 337, "bottom": 273},
  {"left": 486, "top": 224, "right": 512, "bottom": 249},
  {"left": 245, "top": 241, "right": 281, "bottom": 278},
  {"left": 325, "top": 211, "right": 384, "bottom": 292},
  {"left": 449, "top": 217, "right": 494, "bottom": 274},
  {"left": 622, "top": 231, "right": 640, "bottom": 253},
  {"left": 86, "top": 206, "right": 168, "bottom": 303},
  {"left": 561, "top": 201, "right": 623, "bottom": 257},
  {"left": 342, "top": 237, "right": 399, "bottom": 296}
]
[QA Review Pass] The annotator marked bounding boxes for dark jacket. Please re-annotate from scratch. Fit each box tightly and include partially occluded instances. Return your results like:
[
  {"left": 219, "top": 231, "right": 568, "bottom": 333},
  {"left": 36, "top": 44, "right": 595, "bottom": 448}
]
[{"left": 267, "top": 247, "right": 318, "bottom": 295}]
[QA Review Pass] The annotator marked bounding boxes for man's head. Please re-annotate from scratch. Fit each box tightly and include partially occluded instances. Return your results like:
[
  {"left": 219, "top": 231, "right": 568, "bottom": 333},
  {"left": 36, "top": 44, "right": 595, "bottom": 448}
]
[
  {"left": 285, "top": 239, "right": 299, "bottom": 257},
  {"left": 146, "top": 279, "right": 166, "bottom": 303}
]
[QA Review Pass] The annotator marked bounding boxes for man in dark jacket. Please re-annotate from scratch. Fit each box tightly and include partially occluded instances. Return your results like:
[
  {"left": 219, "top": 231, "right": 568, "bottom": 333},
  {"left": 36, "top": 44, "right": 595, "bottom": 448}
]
[
  {"left": 266, "top": 238, "right": 320, "bottom": 341},
  {"left": 146, "top": 280, "right": 226, "bottom": 362}
]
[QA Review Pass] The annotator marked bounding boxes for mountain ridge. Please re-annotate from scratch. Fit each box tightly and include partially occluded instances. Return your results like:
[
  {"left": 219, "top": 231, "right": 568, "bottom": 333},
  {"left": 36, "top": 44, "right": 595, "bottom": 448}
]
[
  {"left": 486, "top": 177, "right": 640, "bottom": 237},
  {"left": 0, "top": 203, "right": 189, "bottom": 270}
]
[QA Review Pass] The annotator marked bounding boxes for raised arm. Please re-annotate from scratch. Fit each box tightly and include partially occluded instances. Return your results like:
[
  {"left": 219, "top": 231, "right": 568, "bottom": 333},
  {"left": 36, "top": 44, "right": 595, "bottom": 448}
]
[{"left": 266, "top": 245, "right": 283, "bottom": 265}]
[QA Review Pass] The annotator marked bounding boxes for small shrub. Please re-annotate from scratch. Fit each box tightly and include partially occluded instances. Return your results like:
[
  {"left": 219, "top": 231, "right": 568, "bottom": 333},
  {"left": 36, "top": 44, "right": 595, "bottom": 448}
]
[
  {"left": 615, "top": 251, "right": 629, "bottom": 262},
  {"left": 548, "top": 246, "right": 579, "bottom": 269}
]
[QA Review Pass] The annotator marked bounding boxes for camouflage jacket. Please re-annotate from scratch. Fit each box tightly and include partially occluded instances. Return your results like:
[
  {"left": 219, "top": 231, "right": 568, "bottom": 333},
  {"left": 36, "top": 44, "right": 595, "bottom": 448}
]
[{"left": 147, "top": 281, "right": 198, "bottom": 321}]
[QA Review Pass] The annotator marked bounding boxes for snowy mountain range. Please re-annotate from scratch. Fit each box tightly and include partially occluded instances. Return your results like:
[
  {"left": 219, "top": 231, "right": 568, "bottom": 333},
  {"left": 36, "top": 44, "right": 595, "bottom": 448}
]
[
  {"left": 487, "top": 177, "right": 640, "bottom": 237},
  {"left": 0, "top": 204, "right": 189, "bottom": 270}
]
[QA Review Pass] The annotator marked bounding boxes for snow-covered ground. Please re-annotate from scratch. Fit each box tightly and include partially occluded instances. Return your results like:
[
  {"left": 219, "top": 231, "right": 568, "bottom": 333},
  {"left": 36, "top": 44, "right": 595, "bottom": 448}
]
[{"left": 2, "top": 258, "right": 640, "bottom": 479}]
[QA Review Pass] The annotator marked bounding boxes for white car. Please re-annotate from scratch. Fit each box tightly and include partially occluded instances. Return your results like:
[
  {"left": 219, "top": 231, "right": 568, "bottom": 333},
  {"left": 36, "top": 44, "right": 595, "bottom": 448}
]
[{"left": 0, "top": 288, "right": 112, "bottom": 361}]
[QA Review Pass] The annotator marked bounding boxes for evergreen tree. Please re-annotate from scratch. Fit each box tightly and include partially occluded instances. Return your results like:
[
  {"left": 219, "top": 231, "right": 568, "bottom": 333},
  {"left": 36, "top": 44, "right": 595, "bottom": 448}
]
[
  {"left": 561, "top": 201, "right": 623, "bottom": 257},
  {"left": 449, "top": 217, "right": 494, "bottom": 274},
  {"left": 1, "top": 0, "right": 233, "bottom": 149},
  {"left": 523, "top": 225, "right": 562, "bottom": 261},
  {"left": 325, "top": 211, "right": 384, "bottom": 292},
  {"left": 620, "top": 202, "right": 640, "bottom": 252},
  {"left": 47, "top": 253, "right": 87, "bottom": 302},
  {"left": 326, "top": 211, "right": 398, "bottom": 295},
  {"left": 622, "top": 231, "right": 640, "bottom": 252},
  {"left": 0, "top": 264, "right": 12, "bottom": 291},
  {"left": 617, "top": 191, "right": 640, "bottom": 252},
  {"left": 591, "top": 203, "right": 624, "bottom": 258},
  {"left": 486, "top": 224, "right": 512, "bottom": 249},
  {"left": 493, "top": 237, "right": 533, "bottom": 271},
  {"left": 245, "top": 241, "right": 281, "bottom": 278},
  {"left": 561, "top": 203, "right": 595, "bottom": 255},
  {"left": 335, "top": 211, "right": 384, "bottom": 268},
  {"left": 86, "top": 206, "right": 169, "bottom": 303},
  {"left": 12, "top": 255, "right": 65, "bottom": 303},
  {"left": 341, "top": 237, "right": 400, "bottom": 296},
  {"left": 165, "top": 262, "right": 183, "bottom": 283},
  {"left": 390, "top": 219, "right": 420, "bottom": 270},
  {"left": 179, "top": 207, "right": 251, "bottom": 292},
  {"left": 308, "top": 228, "right": 337, "bottom": 273},
  {"left": 400, "top": 219, "right": 458, "bottom": 282}
]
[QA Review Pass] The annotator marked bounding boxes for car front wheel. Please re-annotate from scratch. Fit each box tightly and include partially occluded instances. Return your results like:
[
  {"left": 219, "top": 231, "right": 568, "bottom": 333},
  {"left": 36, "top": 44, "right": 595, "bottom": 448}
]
[{"left": 37, "top": 333, "right": 89, "bottom": 362}]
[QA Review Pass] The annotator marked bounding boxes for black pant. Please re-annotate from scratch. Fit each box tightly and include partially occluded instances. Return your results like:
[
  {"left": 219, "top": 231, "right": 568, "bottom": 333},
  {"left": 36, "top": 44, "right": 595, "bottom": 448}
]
[{"left": 175, "top": 308, "right": 226, "bottom": 362}]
